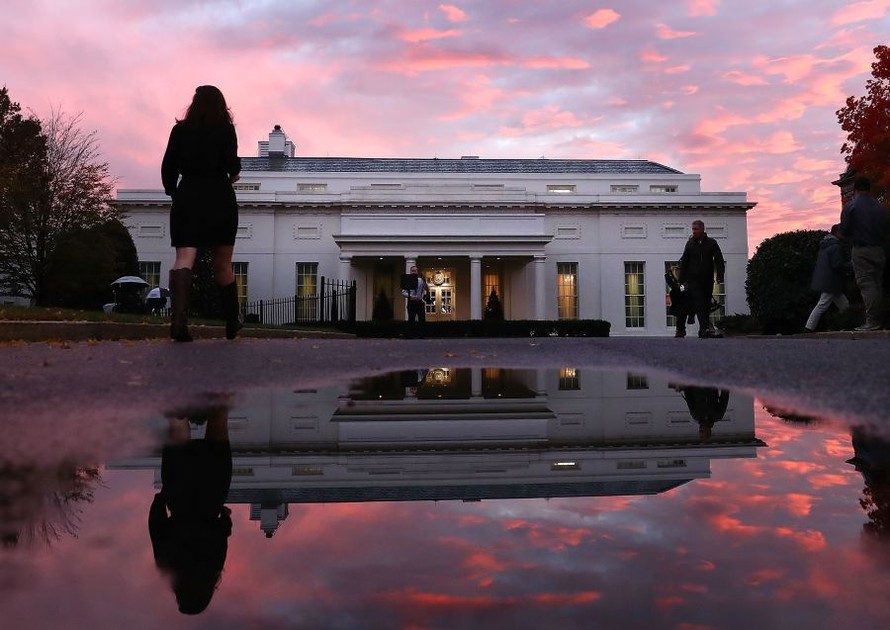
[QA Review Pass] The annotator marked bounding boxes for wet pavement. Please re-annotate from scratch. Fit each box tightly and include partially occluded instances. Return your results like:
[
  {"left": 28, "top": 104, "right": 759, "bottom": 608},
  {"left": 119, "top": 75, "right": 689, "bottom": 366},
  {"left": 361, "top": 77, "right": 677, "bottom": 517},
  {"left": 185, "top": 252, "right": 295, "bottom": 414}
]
[{"left": 2, "top": 336, "right": 890, "bottom": 629}]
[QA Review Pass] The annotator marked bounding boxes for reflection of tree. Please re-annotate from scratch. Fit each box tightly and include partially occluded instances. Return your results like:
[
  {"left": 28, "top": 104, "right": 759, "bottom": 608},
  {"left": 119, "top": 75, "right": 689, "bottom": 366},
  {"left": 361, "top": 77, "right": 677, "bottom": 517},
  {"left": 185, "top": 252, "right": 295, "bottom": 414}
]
[
  {"left": 847, "top": 426, "right": 890, "bottom": 542},
  {"left": 0, "top": 462, "right": 101, "bottom": 548},
  {"left": 670, "top": 384, "right": 729, "bottom": 439},
  {"left": 762, "top": 404, "right": 822, "bottom": 425}
]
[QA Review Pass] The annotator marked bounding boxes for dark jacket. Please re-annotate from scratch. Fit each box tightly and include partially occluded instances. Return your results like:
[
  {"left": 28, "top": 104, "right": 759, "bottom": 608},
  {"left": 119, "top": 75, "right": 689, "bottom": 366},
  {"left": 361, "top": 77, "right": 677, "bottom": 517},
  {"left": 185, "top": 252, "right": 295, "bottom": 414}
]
[
  {"left": 810, "top": 234, "right": 850, "bottom": 294},
  {"left": 679, "top": 233, "right": 725, "bottom": 286},
  {"left": 839, "top": 193, "right": 887, "bottom": 247}
]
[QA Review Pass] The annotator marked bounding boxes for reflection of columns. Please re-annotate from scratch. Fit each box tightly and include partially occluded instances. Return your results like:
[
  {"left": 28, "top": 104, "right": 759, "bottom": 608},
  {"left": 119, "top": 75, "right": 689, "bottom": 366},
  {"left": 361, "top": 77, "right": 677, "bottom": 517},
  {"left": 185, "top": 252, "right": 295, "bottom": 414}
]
[
  {"left": 471, "top": 367, "right": 482, "bottom": 398},
  {"left": 339, "top": 256, "right": 352, "bottom": 282},
  {"left": 470, "top": 255, "right": 482, "bottom": 320},
  {"left": 534, "top": 255, "right": 547, "bottom": 320}
]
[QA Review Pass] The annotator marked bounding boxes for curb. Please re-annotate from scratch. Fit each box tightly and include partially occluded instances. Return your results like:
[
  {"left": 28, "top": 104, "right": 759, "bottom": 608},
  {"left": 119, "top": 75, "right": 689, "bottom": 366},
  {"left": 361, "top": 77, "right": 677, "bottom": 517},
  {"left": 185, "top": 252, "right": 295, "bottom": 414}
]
[{"left": 0, "top": 321, "right": 354, "bottom": 342}]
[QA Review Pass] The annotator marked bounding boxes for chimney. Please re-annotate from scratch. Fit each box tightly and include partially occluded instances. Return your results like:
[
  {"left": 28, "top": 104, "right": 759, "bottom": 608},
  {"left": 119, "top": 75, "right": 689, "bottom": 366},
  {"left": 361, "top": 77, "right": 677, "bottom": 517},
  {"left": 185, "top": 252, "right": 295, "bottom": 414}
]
[
  {"left": 258, "top": 124, "right": 295, "bottom": 158},
  {"left": 268, "top": 124, "right": 287, "bottom": 158}
]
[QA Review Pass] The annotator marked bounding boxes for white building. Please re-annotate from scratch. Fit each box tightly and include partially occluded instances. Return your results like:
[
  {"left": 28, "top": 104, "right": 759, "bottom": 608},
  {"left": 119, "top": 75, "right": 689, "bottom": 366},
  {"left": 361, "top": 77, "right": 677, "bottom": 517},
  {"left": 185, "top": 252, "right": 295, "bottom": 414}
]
[{"left": 116, "top": 126, "right": 755, "bottom": 335}]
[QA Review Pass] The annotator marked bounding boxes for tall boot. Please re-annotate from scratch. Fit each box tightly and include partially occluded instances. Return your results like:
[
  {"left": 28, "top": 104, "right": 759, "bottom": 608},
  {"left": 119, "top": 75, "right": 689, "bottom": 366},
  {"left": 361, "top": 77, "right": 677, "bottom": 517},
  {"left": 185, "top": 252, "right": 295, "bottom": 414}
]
[
  {"left": 220, "top": 281, "right": 243, "bottom": 340},
  {"left": 169, "top": 268, "right": 193, "bottom": 342}
]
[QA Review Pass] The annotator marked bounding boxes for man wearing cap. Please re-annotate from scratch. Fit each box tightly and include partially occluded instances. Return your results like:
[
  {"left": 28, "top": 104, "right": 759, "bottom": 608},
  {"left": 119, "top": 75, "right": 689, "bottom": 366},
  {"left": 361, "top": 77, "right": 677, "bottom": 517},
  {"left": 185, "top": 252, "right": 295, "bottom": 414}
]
[{"left": 838, "top": 177, "right": 887, "bottom": 331}]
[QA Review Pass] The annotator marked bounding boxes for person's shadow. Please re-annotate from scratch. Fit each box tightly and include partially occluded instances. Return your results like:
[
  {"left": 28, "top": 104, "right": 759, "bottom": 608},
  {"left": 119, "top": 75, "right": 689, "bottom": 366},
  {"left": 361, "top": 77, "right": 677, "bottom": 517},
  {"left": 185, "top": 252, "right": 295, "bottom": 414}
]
[
  {"left": 149, "top": 399, "right": 233, "bottom": 615},
  {"left": 671, "top": 384, "right": 730, "bottom": 439}
]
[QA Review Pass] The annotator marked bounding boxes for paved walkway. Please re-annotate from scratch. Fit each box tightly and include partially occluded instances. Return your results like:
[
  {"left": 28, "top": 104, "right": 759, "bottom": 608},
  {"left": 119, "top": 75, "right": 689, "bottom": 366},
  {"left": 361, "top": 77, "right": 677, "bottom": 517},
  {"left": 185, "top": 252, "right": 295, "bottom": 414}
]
[{"left": 1, "top": 327, "right": 888, "bottom": 434}]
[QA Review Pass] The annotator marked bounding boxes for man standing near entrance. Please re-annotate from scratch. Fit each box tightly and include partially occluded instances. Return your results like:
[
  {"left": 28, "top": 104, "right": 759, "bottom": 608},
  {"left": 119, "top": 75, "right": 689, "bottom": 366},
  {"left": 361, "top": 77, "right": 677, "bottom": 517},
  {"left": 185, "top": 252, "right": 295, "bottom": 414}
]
[
  {"left": 677, "top": 220, "right": 725, "bottom": 338},
  {"left": 401, "top": 265, "right": 429, "bottom": 330},
  {"left": 839, "top": 176, "right": 887, "bottom": 331}
]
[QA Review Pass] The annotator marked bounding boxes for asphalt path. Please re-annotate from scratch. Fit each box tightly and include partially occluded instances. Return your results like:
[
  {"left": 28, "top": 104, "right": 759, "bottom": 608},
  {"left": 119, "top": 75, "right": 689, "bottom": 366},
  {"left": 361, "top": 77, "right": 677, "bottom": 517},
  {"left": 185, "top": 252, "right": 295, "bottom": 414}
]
[{"left": 2, "top": 336, "right": 888, "bottom": 434}]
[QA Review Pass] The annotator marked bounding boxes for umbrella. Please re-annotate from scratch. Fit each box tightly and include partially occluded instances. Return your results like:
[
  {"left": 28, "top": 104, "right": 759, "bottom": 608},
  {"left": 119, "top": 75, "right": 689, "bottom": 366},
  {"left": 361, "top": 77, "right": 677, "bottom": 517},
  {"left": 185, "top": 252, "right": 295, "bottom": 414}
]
[
  {"left": 111, "top": 275, "right": 149, "bottom": 286},
  {"left": 146, "top": 287, "right": 171, "bottom": 299}
]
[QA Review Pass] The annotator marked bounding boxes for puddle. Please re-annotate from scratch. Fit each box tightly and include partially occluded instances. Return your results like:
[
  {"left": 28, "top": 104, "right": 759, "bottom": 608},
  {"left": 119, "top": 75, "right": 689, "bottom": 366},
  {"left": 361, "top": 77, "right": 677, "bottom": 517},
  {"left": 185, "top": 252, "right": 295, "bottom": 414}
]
[{"left": 2, "top": 367, "right": 889, "bottom": 628}]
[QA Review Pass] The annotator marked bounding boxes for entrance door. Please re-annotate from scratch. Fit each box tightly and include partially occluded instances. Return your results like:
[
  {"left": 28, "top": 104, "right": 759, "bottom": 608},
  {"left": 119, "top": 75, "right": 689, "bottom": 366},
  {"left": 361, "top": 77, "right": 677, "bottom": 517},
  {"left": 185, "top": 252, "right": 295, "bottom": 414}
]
[{"left": 424, "top": 268, "right": 456, "bottom": 322}]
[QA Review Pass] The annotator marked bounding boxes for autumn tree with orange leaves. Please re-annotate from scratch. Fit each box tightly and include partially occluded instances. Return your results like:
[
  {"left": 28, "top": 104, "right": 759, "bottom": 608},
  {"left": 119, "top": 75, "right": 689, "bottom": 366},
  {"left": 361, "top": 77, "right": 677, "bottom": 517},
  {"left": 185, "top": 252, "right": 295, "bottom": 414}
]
[{"left": 837, "top": 45, "right": 890, "bottom": 205}]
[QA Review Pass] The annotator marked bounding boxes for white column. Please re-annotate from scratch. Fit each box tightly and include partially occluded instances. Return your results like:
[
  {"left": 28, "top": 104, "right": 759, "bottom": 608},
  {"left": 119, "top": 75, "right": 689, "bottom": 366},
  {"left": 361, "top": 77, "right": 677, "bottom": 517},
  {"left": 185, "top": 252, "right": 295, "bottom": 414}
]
[
  {"left": 339, "top": 256, "right": 353, "bottom": 282},
  {"left": 470, "top": 255, "right": 482, "bottom": 320},
  {"left": 534, "top": 255, "right": 547, "bottom": 320}
]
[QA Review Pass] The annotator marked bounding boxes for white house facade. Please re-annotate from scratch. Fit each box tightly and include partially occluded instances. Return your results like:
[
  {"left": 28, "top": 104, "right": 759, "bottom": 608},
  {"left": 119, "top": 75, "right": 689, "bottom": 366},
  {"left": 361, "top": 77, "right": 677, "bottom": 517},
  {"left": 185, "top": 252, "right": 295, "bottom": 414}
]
[{"left": 116, "top": 126, "right": 755, "bottom": 335}]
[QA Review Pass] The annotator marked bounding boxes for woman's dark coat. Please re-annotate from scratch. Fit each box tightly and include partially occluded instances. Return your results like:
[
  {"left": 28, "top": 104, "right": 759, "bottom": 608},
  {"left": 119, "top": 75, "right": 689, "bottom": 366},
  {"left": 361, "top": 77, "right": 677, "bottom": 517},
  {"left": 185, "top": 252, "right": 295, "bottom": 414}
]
[{"left": 161, "top": 122, "right": 241, "bottom": 247}]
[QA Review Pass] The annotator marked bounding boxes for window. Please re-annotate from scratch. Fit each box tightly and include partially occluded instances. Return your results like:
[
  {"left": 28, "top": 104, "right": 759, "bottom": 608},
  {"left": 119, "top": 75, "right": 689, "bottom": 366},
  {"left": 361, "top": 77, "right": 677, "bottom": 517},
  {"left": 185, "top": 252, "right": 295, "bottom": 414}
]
[
  {"left": 626, "top": 373, "right": 649, "bottom": 389},
  {"left": 711, "top": 275, "right": 726, "bottom": 324},
  {"left": 559, "top": 368, "right": 580, "bottom": 390},
  {"left": 665, "top": 262, "right": 680, "bottom": 327},
  {"left": 298, "top": 183, "right": 327, "bottom": 193},
  {"left": 557, "top": 263, "right": 578, "bottom": 320},
  {"left": 233, "top": 262, "right": 248, "bottom": 308},
  {"left": 233, "top": 182, "right": 260, "bottom": 191},
  {"left": 611, "top": 185, "right": 638, "bottom": 193},
  {"left": 138, "top": 261, "right": 161, "bottom": 287},
  {"left": 664, "top": 261, "right": 726, "bottom": 326},
  {"left": 624, "top": 262, "right": 645, "bottom": 328},
  {"left": 650, "top": 185, "right": 678, "bottom": 193},
  {"left": 483, "top": 270, "right": 501, "bottom": 313},
  {"left": 547, "top": 184, "right": 576, "bottom": 194},
  {"left": 296, "top": 262, "right": 318, "bottom": 321}
]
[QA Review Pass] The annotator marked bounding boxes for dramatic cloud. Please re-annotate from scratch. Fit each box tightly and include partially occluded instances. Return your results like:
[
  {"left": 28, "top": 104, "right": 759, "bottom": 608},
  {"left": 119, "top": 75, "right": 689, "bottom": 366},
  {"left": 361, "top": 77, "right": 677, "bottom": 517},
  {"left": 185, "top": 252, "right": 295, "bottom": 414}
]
[{"left": 1, "top": 0, "right": 888, "bottom": 253}]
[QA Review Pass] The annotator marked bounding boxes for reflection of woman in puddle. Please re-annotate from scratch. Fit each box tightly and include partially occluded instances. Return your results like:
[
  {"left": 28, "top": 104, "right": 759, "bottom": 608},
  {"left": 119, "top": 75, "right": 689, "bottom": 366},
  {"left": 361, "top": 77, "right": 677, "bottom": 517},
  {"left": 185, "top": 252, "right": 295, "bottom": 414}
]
[
  {"left": 671, "top": 385, "right": 730, "bottom": 439},
  {"left": 149, "top": 402, "right": 232, "bottom": 615}
]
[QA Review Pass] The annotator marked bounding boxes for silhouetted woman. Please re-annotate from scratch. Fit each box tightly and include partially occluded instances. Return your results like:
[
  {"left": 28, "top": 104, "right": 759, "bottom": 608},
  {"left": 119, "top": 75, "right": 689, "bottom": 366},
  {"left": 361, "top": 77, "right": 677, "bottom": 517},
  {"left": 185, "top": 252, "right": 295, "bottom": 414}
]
[
  {"left": 149, "top": 403, "right": 233, "bottom": 615},
  {"left": 161, "top": 85, "right": 242, "bottom": 342}
]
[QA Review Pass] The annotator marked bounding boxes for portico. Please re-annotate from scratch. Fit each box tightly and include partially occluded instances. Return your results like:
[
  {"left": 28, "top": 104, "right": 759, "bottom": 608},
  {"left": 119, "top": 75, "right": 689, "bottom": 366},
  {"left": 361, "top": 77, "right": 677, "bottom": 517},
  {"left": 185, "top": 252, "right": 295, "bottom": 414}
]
[{"left": 334, "top": 212, "right": 552, "bottom": 320}]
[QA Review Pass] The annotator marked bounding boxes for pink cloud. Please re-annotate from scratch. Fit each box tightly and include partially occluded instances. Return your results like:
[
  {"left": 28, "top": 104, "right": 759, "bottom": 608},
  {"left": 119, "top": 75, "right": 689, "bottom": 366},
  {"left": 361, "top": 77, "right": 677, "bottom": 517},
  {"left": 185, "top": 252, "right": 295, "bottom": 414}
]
[
  {"left": 655, "top": 23, "right": 698, "bottom": 39},
  {"left": 722, "top": 70, "right": 769, "bottom": 86},
  {"left": 640, "top": 43, "right": 668, "bottom": 64},
  {"left": 439, "top": 4, "right": 468, "bottom": 22},
  {"left": 398, "top": 27, "right": 463, "bottom": 43},
  {"left": 687, "top": 0, "right": 720, "bottom": 16},
  {"left": 584, "top": 9, "right": 621, "bottom": 29},
  {"left": 830, "top": 0, "right": 890, "bottom": 25}
]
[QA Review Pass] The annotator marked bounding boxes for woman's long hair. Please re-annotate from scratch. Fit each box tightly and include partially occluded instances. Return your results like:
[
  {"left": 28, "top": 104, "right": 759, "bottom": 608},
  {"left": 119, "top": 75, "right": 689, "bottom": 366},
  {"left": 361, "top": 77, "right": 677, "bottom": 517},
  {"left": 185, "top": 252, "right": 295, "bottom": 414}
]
[{"left": 178, "top": 85, "right": 233, "bottom": 126}]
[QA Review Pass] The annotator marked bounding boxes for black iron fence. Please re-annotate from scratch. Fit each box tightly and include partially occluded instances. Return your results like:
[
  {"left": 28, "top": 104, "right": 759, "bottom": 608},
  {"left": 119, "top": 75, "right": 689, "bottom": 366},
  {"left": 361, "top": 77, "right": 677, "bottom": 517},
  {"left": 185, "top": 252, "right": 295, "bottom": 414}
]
[{"left": 244, "top": 278, "right": 356, "bottom": 326}]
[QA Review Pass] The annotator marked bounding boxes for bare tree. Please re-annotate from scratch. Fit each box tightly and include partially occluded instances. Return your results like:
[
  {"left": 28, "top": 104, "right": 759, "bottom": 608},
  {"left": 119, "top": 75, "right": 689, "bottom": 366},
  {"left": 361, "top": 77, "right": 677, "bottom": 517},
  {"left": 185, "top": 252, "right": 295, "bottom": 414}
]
[{"left": 0, "top": 96, "right": 120, "bottom": 304}]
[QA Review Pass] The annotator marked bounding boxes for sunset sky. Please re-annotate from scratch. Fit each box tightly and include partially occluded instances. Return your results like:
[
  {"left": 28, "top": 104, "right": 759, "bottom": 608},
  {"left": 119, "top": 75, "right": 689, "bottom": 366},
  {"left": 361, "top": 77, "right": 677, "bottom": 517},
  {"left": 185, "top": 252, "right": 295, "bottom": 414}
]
[{"left": 3, "top": 0, "right": 889, "bottom": 253}]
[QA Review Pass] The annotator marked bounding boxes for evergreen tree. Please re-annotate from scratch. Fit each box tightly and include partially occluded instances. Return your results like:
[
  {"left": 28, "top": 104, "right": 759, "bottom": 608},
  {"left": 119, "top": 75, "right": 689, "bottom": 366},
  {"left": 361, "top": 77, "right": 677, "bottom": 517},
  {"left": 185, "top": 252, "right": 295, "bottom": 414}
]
[{"left": 483, "top": 289, "right": 504, "bottom": 320}]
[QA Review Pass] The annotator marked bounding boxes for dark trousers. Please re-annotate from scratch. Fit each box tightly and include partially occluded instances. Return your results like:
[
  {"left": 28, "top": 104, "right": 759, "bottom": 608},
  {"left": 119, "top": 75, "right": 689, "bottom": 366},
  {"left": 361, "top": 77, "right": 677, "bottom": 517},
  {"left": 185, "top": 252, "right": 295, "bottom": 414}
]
[
  {"left": 407, "top": 299, "right": 426, "bottom": 323},
  {"left": 676, "top": 282, "right": 712, "bottom": 337}
]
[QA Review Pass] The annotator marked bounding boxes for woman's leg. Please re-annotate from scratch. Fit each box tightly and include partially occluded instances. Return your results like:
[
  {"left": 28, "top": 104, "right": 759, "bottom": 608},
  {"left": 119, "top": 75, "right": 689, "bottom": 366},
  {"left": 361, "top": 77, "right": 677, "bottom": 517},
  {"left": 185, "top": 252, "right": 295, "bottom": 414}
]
[
  {"left": 172, "top": 247, "right": 198, "bottom": 271},
  {"left": 211, "top": 245, "right": 235, "bottom": 286},
  {"left": 212, "top": 245, "right": 241, "bottom": 339},
  {"left": 169, "top": 247, "right": 197, "bottom": 342}
]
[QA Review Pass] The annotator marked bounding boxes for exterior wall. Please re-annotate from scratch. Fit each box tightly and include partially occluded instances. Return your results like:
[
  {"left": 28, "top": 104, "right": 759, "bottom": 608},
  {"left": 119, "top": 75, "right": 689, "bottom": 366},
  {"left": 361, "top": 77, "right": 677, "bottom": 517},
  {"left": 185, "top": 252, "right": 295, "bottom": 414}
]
[{"left": 117, "top": 147, "right": 753, "bottom": 335}]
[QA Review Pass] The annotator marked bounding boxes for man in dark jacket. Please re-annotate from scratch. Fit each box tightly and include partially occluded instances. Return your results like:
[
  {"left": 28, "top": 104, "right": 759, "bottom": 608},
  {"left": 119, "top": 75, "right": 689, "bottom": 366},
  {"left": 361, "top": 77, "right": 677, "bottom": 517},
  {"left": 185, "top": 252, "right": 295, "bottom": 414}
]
[
  {"left": 838, "top": 176, "right": 887, "bottom": 331},
  {"left": 804, "top": 224, "right": 850, "bottom": 332},
  {"left": 678, "top": 220, "right": 725, "bottom": 338}
]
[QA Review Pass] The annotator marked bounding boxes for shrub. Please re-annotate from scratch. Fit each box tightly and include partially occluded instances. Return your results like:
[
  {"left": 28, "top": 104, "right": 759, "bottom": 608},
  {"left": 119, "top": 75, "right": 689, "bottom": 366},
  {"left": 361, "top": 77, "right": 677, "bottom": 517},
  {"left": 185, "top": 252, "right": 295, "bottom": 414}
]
[
  {"left": 746, "top": 230, "right": 825, "bottom": 334},
  {"left": 337, "top": 319, "right": 610, "bottom": 338}
]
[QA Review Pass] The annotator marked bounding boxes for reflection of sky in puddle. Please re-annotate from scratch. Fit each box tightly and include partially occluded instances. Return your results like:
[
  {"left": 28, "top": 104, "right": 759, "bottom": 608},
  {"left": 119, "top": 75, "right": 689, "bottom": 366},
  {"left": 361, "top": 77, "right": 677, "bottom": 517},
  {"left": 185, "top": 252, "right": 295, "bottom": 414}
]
[{"left": 3, "top": 367, "right": 890, "bottom": 628}]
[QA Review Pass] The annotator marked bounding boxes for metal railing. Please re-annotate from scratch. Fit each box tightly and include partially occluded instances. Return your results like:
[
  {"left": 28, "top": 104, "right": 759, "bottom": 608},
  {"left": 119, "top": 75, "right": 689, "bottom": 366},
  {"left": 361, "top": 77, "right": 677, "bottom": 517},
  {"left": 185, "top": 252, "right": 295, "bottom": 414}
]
[{"left": 244, "top": 278, "right": 356, "bottom": 326}]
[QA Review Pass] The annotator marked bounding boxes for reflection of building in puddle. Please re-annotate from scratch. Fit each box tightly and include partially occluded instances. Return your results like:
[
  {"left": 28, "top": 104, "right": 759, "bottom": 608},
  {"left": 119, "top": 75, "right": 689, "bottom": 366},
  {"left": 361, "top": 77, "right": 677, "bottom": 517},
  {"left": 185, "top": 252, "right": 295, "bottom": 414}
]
[{"left": 112, "top": 368, "right": 761, "bottom": 538}]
